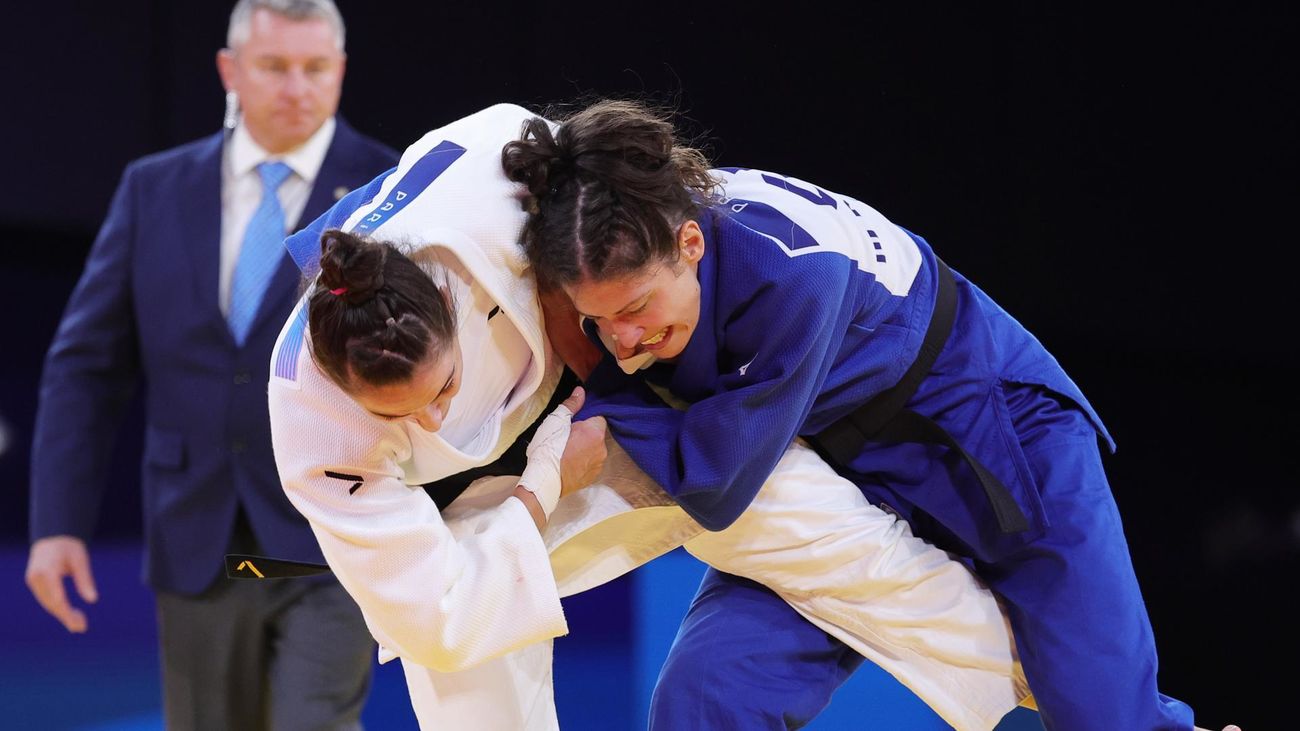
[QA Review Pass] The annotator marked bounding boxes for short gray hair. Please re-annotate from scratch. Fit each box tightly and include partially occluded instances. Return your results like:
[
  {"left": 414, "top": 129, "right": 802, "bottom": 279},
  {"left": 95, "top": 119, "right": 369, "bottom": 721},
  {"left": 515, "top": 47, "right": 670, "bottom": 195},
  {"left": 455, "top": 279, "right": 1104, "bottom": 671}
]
[{"left": 227, "top": 0, "right": 346, "bottom": 51}]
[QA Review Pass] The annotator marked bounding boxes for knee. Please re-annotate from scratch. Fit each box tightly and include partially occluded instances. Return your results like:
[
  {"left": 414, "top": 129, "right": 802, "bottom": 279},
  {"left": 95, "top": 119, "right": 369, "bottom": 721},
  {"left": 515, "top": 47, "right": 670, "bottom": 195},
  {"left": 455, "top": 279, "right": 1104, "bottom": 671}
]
[
  {"left": 651, "top": 657, "right": 784, "bottom": 731},
  {"left": 649, "top": 648, "right": 700, "bottom": 719}
]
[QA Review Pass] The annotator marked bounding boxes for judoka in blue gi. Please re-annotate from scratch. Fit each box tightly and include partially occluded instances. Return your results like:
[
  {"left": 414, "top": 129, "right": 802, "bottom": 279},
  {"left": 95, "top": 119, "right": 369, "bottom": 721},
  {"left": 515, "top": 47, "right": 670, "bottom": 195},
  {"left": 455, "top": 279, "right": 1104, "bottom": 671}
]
[{"left": 502, "top": 100, "right": 1241, "bottom": 731}]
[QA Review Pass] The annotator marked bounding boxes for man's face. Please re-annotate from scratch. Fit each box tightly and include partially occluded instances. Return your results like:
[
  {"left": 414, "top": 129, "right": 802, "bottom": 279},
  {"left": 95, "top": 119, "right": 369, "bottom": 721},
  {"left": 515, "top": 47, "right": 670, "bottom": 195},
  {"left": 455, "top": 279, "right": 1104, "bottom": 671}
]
[{"left": 217, "top": 9, "right": 345, "bottom": 153}]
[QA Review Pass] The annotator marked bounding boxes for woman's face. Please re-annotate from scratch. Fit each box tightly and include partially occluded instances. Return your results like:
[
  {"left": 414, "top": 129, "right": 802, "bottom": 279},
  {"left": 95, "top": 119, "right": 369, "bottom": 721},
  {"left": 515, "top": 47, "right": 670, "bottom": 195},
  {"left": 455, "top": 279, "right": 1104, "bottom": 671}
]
[
  {"left": 565, "top": 221, "right": 705, "bottom": 363},
  {"left": 349, "top": 340, "right": 463, "bottom": 432}
]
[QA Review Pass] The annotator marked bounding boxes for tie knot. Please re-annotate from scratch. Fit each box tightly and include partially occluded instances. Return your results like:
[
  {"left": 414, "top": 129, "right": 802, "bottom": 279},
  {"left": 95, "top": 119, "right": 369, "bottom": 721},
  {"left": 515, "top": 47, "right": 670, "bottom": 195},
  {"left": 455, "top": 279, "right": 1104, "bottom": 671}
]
[{"left": 258, "top": 161, "right": 293, "bottom": 190}]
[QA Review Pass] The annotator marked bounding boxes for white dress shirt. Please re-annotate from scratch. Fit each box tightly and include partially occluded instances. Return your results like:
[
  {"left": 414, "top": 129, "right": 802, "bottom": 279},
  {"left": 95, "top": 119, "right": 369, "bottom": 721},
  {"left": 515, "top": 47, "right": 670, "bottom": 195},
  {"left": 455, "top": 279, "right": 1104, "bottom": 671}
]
[{"left": 219, "top": 117, "right": 336, "bottom": 315}]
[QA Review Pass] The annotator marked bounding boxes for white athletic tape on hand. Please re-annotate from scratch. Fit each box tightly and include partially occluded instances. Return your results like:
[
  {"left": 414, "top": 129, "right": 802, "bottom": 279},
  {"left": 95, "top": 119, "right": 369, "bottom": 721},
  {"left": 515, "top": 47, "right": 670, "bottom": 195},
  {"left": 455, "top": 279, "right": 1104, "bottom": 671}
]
[{"left": 518, "top": 402, "right": 573, "bottom": 518}]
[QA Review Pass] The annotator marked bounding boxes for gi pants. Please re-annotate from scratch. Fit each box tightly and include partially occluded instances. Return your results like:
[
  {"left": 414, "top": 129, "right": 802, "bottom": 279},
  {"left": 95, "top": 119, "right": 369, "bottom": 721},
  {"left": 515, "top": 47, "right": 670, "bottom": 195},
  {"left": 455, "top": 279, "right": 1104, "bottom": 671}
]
[
  {"left": 655, "top": 386, "right": 1193, "bottom": 731},
  {"left": 400, "top": 439, "right": 1028, "bottom": 731}
]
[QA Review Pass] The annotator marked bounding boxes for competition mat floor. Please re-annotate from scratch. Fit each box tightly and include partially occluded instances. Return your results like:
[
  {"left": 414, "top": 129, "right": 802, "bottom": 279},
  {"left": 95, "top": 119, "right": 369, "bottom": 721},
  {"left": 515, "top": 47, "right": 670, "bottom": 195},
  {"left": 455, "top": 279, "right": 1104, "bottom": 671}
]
[{"left": 1, "top": 543, "right": 1043, "bottom": 730}]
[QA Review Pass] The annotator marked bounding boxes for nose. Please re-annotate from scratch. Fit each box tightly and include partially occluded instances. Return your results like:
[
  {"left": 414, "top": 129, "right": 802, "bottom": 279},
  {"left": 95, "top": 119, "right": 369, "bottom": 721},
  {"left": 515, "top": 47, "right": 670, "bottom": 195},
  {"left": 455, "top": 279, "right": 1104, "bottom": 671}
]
[
  {"left": 607, "top": 320, "right": 644, "bottom": 346},
  {"left": 282, "top": 68, "right": 309, "bottom": 98},
  {"left": 415, "top": 403, "right": 445, "bottom": 432}
]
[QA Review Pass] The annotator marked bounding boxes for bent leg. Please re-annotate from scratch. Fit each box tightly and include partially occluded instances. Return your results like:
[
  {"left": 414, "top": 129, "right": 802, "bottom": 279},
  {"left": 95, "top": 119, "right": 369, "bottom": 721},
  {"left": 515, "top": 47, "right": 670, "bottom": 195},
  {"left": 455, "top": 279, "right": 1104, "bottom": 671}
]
[
  {"left": 684, "top": 439, "right": 1027, "bottom": 731},
  {"left": 982, "top": 434, "right": 1193, "bottom": 731},
  {"left": 650, "top": 568, "right": 863, "bottom": 731}
]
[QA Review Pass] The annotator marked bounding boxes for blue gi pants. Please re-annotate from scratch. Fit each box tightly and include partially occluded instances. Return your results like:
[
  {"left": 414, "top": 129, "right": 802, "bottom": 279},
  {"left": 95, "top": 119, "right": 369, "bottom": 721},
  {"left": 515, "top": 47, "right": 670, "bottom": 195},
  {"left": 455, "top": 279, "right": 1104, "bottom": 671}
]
[
  {"left": 655, "top": 389, "right": 1196, "bottom": 730},
  {"left": 968, "top": 426, "right": 1193, "bottom": 730},
  {"left": 650, "top": 569, "right": 865, "bottom": 730}
]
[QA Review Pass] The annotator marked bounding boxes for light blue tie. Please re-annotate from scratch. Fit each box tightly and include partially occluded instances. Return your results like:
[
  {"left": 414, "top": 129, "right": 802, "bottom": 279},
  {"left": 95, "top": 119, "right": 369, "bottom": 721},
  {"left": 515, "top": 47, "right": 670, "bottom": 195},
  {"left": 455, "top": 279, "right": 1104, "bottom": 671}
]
[{"left": 228, "top": 161, "right": 293, "bottom": 345}]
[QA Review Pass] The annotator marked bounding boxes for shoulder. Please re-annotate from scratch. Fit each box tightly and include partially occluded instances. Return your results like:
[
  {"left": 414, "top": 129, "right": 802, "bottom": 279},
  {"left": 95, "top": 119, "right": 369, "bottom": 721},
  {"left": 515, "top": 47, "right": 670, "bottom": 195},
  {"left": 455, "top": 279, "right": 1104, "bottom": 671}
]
[
  {"left": 456, "top": 102, "right": 542, "bottom": 128},
  {"left": 123, "top": 132, "right": 223, "bottom": 182},
  {"left": 404, "top": 103, "right": 544, "bottom": 156},
  {"left": 269, "top": 317, "right": 369, "bottom": 431},
  {"left": 708, "top": 207, "right": 851, "bottom": 282},
  {"left": 703, "top": 206, "right": 857, "bottom": 340},
  {"left": 710, "top": 166, "right": 926, "bottom": 299},
  {"left": 268, "top": 320, "right": 410, "bottom": 462}
]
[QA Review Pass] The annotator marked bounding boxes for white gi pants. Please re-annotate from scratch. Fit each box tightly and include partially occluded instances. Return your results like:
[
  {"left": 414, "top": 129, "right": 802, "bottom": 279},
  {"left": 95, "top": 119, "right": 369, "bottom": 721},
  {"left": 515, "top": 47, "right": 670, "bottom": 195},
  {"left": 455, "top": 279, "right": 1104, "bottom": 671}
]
[{"left": 398, "top": 438, "right": 1029, "bottom": 731}]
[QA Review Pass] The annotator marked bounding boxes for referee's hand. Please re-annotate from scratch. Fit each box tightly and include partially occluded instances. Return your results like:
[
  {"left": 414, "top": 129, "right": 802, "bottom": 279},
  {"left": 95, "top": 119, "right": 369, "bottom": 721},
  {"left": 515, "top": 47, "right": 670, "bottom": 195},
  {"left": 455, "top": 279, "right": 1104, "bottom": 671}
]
[{"left": 26, "top": 535, "right": 98, "bottom": 633}]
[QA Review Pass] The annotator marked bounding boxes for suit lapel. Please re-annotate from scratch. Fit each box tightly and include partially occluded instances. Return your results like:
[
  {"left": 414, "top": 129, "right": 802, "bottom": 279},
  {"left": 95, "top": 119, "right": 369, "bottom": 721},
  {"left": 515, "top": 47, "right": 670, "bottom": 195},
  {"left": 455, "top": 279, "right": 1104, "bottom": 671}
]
[
  {"left": 183, "top": 133, "right": 230, "bottom": 339},
  {"left": 297, "top": 120, "right": 358, "bottom": 232}
]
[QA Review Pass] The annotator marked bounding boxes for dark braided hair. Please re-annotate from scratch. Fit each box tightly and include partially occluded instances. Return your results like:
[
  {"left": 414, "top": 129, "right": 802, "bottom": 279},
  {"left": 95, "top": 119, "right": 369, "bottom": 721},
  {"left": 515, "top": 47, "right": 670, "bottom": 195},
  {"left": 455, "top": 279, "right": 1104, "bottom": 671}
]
[
  {"left": 308, "top": 229, "right": 456, "bottom": 390},
  {"left": 501, "top": 99, "right": 720, "bottom": 288}
]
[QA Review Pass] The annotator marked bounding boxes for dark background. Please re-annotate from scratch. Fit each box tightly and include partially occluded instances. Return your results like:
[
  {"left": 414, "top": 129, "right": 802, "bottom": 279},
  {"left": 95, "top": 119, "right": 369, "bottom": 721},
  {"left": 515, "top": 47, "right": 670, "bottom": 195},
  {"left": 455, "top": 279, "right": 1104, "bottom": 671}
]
[{"left": 1, "top": 3, "right": 1294, "bottom": 729}]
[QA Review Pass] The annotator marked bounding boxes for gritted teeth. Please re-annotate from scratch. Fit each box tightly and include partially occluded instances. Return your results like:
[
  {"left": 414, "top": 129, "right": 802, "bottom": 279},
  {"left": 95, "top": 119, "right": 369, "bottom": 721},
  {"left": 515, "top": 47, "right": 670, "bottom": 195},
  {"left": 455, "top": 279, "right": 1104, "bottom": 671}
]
[{"left": 641, "top": 329, "right": 667, "bottom": 346}]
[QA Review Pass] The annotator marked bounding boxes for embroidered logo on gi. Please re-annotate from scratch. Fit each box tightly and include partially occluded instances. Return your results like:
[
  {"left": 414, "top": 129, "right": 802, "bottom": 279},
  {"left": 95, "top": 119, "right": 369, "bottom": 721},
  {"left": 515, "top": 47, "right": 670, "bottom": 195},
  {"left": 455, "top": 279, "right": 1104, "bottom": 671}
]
[
  {"left": 354, "top": 140, "right": 467, "bottom": 234},
  {"left": 325, "top": 470, "right": 365, "bottom": 495},
  {"left": 738, "top": 357, "right": 756, "bottom": 376}
]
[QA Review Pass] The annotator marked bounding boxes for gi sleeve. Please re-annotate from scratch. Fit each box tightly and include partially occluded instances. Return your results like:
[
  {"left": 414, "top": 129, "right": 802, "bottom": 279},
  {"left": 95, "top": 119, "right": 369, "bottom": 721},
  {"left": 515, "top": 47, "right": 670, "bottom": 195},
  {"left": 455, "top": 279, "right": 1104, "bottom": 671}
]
[{"left": 269, "top": 370, "right": 567, "bottom": 672}]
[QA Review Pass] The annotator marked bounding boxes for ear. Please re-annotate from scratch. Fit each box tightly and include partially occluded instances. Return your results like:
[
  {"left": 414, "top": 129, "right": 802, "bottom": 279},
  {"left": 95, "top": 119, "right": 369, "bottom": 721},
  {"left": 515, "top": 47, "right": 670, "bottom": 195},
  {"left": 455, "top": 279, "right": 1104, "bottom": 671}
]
[
  {"left": 216, "top": 48, "right": 236, "bottom": 92},
  {"left": 678, "top": 220, "right": 705, "bottom": 264}
]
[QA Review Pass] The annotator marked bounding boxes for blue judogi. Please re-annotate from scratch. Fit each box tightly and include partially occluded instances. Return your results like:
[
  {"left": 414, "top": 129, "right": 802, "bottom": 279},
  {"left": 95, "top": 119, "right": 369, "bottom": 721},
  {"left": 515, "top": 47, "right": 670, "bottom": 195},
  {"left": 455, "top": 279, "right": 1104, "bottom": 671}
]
[{"left": 580, "top": 168, "right": 1194, "bottom": 730}]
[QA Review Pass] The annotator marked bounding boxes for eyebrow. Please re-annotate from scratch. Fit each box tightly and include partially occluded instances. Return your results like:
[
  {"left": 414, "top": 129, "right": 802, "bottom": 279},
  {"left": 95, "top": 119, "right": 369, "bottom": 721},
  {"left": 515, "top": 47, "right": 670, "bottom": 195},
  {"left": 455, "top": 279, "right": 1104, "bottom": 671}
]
[
  {"left": 437, "top": 362, "right": 457, "bottom": 397},
  {"left": 368, "top": 408, "right": 407, "bottom": 420},
  {"left": 577, "top": 292, "right": 649, "bottom": 321},
  {"left": 367, "top": 362, "right": 457, "bottom": 420}
]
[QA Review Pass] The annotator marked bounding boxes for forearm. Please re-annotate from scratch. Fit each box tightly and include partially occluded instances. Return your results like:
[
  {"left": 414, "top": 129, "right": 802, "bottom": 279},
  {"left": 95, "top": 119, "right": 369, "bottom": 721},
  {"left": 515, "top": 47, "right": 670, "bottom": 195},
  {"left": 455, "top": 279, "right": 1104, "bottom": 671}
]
[{"left": 512, "top": 485, "right": 546, "bottom": 531}]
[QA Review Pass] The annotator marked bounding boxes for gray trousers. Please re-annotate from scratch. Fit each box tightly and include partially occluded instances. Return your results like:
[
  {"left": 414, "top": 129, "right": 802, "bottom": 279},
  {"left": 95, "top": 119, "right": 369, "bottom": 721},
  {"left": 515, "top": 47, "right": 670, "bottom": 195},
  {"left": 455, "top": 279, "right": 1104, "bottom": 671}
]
[{"left": 155, "top": 523, "right": 374, "bottom": 730}]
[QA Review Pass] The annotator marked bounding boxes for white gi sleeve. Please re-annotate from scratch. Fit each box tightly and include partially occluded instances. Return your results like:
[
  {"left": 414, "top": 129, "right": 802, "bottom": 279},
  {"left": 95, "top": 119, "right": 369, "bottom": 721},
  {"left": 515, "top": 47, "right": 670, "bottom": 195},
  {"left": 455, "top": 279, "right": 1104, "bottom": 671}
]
[{"left": 269, "top": 367, "right": 568, "bottom": 673}]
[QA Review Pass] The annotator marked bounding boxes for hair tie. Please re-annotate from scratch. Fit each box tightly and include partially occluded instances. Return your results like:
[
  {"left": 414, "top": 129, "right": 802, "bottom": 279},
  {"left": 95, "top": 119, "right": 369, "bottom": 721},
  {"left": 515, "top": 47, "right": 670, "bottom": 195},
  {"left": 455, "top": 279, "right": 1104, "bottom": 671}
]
[{"left": 330, "top": 287, "right": 347, "bottom": 296}]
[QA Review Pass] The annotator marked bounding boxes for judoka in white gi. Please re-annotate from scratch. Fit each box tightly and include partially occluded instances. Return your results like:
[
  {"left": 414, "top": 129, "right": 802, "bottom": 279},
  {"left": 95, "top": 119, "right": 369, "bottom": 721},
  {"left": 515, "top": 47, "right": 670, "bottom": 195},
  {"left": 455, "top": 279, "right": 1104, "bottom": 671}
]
[{"left": 268, "top": 103, "right": 1034, "bottom": 730}]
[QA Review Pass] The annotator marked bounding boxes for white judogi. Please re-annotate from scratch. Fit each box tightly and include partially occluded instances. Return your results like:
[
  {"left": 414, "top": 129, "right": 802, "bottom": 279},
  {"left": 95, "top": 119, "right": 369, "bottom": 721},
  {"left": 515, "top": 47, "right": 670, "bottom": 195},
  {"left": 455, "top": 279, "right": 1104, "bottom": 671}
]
[
  {"left": 269, "top": 104, "right": 1028, "bottom": 731},
  {"left": 270, "top": 104, "right": 569, "bottom": 729}
]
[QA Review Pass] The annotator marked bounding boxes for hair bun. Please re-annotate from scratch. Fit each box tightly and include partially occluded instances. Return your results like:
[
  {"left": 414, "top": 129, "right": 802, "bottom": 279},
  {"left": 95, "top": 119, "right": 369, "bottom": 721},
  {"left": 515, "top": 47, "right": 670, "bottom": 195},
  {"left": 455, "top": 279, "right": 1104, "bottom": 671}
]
[
  {"left": 502, "top": 117, "right": 570, "bottom": 207},
  {"left": 318, "top": 229, "right": 387, "bottom": 304}
]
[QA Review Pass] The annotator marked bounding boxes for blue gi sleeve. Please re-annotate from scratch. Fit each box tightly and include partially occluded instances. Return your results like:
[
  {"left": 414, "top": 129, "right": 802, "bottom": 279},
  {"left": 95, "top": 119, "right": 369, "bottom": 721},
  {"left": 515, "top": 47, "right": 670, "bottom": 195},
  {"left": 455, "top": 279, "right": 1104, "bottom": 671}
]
[{"left": 581, "top": 251, "right": 860, "bottom": 531}]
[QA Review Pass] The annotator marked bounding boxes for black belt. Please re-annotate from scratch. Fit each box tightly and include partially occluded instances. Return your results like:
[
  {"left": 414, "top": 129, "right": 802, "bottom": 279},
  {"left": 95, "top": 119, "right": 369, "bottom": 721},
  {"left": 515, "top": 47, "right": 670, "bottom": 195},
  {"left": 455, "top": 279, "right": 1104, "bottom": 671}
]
[
  {"left": 225, "top": 371, "right": 583, "bottom": 581},
  {"left": 806, "top": 259, "right": 1030, "bottom": 534}
]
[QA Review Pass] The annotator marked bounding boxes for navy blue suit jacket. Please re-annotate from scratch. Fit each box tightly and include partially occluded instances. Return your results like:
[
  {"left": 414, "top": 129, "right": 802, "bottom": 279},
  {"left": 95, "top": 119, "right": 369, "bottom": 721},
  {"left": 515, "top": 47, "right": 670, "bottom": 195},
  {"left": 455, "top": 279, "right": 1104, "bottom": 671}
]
[{"left": 30, "top": 119, "right": 398, "bottom": 594}]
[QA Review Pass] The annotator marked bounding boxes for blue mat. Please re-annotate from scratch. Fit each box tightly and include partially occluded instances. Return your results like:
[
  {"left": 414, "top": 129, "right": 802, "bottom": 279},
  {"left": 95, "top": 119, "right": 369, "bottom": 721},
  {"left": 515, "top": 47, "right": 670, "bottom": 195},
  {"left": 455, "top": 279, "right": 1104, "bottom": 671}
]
[{"left": 1, "top": 543, "right": 1042, "bottom": 730}]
